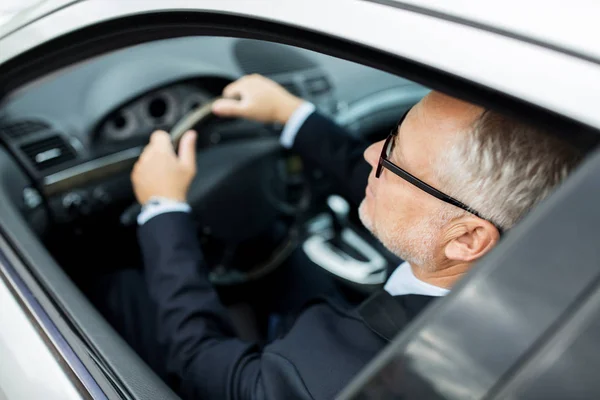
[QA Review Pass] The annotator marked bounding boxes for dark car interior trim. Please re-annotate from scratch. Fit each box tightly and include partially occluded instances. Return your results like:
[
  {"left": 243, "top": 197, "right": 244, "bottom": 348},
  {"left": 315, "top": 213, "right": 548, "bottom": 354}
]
[{"left": 0, "top": 10, "right": 598, "bottom": 400}]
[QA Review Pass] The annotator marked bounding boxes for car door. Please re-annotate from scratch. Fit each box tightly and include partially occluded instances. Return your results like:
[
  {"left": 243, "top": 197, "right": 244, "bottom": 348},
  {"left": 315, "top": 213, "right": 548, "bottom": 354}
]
[
  {"left": 0, "top": 253, "right": 85, "bottom": 400},
  {"left": 0, "top": 1, "right": 599, "bottom": 399}
]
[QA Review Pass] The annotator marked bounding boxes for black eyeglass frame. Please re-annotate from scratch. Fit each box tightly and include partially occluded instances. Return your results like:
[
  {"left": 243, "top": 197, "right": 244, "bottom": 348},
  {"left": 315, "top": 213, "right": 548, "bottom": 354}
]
[{"left": 376, "top": 110, "right": 503, "bottom": 234}]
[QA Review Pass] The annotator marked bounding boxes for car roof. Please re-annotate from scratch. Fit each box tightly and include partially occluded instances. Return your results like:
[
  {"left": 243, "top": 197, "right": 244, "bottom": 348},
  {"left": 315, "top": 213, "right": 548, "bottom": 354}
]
[
  {"left": 0, "top": 0, "right": 79, "bottom": 39},
  {"left": 5, "top": 0, "right": 600, "bottom": 64},
  {"left": 378, "top": 0, "right": 600, "bottom": 63}
]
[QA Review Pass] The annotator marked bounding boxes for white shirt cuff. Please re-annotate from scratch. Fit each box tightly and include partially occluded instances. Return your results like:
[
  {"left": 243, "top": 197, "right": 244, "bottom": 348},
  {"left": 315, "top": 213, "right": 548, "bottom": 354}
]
[
  {"left": 137, "top": 197, "right": 191, "bottom": 225},
  {"left": 280, "top": 102, "right": 316, "bottom": 149}
]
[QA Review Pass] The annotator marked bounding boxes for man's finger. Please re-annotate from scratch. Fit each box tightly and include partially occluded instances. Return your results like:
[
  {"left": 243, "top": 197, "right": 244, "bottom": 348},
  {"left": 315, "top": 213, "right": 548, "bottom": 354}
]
[
  {"left": 139, "top": 143, "right": 150, "bottom": 158},
  {"left": 222, "top": 80, "right": 244, "bottom": 98},
  {"left": 150, "top": 130, "right": 173, "bottom": 150},
  {"left": 130, "top": 161, "right": 139, "bottom": 181},
  {"left": 212, "top": 98, "right": 245, "bottom": 117},
  {"left": 178, "top": 130, "right": 197, "bottom": 170}
]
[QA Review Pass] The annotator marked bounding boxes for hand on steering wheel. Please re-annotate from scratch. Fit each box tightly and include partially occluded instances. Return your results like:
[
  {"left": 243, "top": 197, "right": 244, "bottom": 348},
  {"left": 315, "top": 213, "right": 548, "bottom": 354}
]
[
  {"left": 125, "top": 75, "right": 312, "bottom": 285},
  {"left": 212, "top": 74, "right": 304, "bottom": 124},
  {"left": 132, "top": 73, "right": 305, "bottom": 206},
  {"left": 130, "top": 129, "right": 197, "bottom": 206}
]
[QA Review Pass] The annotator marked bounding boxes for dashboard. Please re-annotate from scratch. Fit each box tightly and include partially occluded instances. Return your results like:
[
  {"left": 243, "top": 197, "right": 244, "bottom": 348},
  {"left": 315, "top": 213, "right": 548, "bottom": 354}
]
[
  {"left": 0, "top": 36, "right": 429, "bottom": 230},
  {"left": 99, "top": 83, "right": 213, "bottom": 142}
]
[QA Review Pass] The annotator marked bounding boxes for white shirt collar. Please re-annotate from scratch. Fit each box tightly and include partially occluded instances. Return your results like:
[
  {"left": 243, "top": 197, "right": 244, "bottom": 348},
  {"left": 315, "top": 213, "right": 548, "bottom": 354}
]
[{"left": 384, "top": 261, "right": 450, "bottom": 297}]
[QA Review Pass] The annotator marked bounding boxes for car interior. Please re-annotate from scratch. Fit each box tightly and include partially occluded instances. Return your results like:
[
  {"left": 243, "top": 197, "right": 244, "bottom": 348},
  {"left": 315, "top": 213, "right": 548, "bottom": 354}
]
[
  {"left": 0, "top": 35, "right": 429, "bottom": 379},
  {"left": 1, "top": 31, "right": 598, "bottom": 399}
]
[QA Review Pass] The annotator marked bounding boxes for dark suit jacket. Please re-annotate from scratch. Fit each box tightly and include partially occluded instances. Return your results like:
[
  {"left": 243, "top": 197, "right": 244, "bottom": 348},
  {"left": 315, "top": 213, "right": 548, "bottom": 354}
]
[
  {"left": 292, "top": 111, "right": 372, "bottom": 205},
  {"left": 138, "top": 112, "right": 435, "bottom": 399}
]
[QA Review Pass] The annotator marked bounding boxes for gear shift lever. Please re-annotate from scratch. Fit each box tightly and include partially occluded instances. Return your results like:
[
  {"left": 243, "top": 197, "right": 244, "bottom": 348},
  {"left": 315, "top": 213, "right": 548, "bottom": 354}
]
[
  {"left": 327, "top": 195, "right": 350, "bottom": 235},
  {"left": 303, "top": 195, "right": 387, "bottom": 286},
  {"left": 302, "top": 195, "right": 387, "bottom": 287},
  {"left": 325, "top": 195, "right": 368, "bottom": 261},
  {"left": 327, "top": 195, "right": 350, "bottom": 223}
]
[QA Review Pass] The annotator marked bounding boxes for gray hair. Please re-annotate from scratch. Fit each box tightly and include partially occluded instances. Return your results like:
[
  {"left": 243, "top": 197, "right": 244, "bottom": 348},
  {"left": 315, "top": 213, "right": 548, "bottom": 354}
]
[{"left": 435, "top": 110, "right": 581, "bottom": 231}]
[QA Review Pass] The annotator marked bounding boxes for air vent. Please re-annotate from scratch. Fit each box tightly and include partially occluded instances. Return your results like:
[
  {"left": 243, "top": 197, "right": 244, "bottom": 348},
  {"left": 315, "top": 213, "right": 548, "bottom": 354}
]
[
  {"left": 0, "top": 120, "right": 50, "bottom": 139},
  {"left": 305, "top": 76, "right": 332, "bottom": 96},
  {"left": 20, "top": 135, "right": 77, "bottom": 171},
  {"left": 280, "top": 82, "right": 302, "bottom": 97},
  {"left": 234, "top": 39, "right": 317, "bottom": 75}
]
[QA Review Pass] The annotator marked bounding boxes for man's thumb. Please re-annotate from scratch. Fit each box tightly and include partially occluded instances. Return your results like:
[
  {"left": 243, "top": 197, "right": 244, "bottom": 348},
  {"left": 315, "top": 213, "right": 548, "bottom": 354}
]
[
  {"left": 212, "top": 98, "right": 244, "bottom": 117},
  {"left": 178, "top": 130, "right": 197, "bottom": 170}
]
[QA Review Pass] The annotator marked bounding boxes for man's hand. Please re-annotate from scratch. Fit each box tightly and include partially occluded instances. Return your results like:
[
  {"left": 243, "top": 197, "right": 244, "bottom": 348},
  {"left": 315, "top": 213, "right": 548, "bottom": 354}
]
[
  {"left": 212, "top": 74, "right": 304, "bottom": 124},
  {"left": 131, "top": 130, "right": 197, "bottom": 205}
]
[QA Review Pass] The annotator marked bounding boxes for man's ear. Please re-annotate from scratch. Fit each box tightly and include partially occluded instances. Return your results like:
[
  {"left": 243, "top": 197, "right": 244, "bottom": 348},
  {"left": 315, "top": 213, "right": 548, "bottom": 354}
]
[{"left": 443, "top": 217, "right": 500, "bottom": 262}]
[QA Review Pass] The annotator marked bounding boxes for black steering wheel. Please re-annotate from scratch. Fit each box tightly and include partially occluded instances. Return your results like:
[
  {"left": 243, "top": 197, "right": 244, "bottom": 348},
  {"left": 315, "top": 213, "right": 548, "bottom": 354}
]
[{"left": 127, "top": 97, "right": 311, "bottom": 285}]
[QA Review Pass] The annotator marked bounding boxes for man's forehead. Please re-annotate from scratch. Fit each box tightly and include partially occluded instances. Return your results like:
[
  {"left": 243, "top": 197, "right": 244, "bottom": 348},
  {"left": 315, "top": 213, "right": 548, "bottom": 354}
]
[
  {"left": 414, "top": 91, "right": 484, "bottom": 131},
  {"left": 392, "top": 92, "right": 483, "bottom": 171}
]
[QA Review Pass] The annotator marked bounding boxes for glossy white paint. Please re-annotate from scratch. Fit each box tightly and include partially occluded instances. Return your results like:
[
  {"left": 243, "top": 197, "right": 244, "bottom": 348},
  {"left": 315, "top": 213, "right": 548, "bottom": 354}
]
[
  {"left": 0, "top": 276, "right": 82, "bottom": 400},
  {"left": 0, "top": 0, "right": 77, "bottom": 36},
  {"left": 0, "top": 0, "right": 43, "bottom": 26},
  {"left": 396, "top": 0, "right": 600, "bottom": 61}
]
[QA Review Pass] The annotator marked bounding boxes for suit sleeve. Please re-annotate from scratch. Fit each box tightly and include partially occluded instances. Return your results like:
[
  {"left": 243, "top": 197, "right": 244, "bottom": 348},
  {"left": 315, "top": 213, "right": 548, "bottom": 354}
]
[
  {"left": 138, "top": 212, "right": 311, "bottom": 400},
  {"left": 290, "top": 111, "right": 371, "bottom": 206}
]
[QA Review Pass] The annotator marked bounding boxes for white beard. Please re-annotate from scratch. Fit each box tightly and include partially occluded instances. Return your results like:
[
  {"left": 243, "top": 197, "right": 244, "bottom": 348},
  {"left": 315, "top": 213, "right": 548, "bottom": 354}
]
[
  {"left": 358, "top": 199, "right": 374, "bottom": 232},
  {"left": 359, "top": 199, "right": 444, "bottom": 271}
]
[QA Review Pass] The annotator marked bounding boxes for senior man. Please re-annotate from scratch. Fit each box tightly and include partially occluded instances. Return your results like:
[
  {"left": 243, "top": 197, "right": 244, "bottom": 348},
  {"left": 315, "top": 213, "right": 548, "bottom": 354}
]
[{"left": 120, "top": 74, "right": 580, "bottom": 399}]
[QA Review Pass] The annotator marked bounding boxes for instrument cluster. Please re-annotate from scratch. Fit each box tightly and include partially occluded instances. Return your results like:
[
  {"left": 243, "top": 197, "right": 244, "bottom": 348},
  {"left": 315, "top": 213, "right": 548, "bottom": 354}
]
[{"left": 99, "top": 83, "right": 213, "bottom": 142}]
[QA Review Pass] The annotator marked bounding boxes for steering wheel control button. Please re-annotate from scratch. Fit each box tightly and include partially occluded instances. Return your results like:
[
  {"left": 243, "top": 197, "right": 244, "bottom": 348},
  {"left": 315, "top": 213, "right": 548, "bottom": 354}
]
[{"left": 23, "top": 187, "right": 42, "bottom": 209}]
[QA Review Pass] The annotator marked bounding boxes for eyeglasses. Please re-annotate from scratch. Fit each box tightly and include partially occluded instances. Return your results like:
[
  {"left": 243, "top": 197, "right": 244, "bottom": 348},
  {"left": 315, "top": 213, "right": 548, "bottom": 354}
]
[{"left": 376, "top": 110, "right": 503, "bottom": 233}]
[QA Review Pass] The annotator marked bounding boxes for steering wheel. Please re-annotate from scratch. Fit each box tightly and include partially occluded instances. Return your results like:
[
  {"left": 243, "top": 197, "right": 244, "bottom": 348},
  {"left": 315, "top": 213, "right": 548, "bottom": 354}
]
[{"left": 125, "top": 97, "right": 311, "bottom": 285}]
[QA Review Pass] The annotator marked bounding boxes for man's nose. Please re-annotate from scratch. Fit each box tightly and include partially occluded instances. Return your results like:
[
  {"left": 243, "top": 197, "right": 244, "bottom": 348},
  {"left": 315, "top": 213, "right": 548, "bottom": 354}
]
[{"left": 364, "top": 140, "right": 384, "bottom": 168}]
